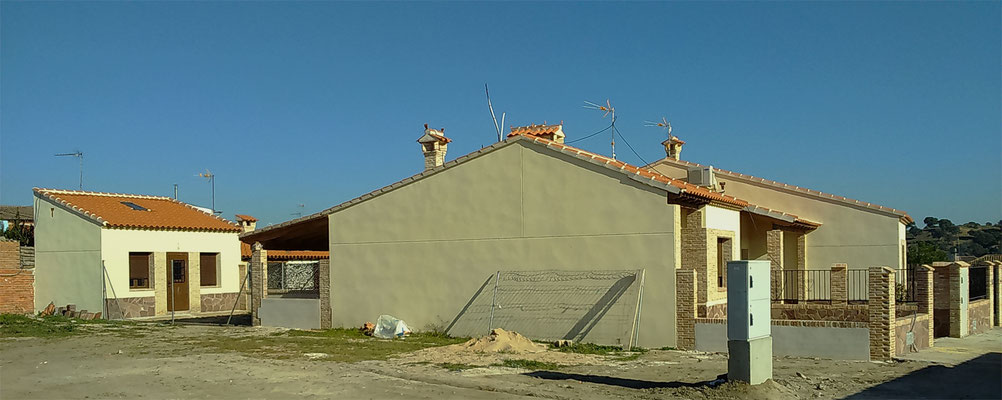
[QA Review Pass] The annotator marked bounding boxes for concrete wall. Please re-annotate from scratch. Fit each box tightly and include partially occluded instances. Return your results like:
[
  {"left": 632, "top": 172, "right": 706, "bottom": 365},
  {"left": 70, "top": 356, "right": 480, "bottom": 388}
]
[
  {"left": 100, "top": 229, "right": 241, "bottom": 299},
  {"left": 695, "top": 321, "right": 870, "bottom": 360},
  {"left": 259, "top": 298, "right": 320, "bottom": 329},
  {"left": 33, "top": 195, "right": 104, "bottom": 312},
  {"left": 330, "top": 141, "right": 680, "bottom": 348},
  {"left": 651, "top": 162, "right": 905, "bottom": 271}
]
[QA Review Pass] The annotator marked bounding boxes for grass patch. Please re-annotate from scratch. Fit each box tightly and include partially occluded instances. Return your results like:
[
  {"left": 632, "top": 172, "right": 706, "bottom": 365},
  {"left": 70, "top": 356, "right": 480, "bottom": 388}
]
[
  {"left": 496, "top": 359, "right": 561, "bottom": 370},
  {"left": 198, "top": 328, "right": 467, "bottom": 363},
  {"left": 0, "top": 314, "right": 140, "bottom": 338},
  {"left": 554, "top": 342, "right": 648, "bottom": 355},
  {"left": 610, "top": 353, "right": 643, "bottom": 362},
  {"left": 438, "top": 362, "right": 478, "bottom": 371}
]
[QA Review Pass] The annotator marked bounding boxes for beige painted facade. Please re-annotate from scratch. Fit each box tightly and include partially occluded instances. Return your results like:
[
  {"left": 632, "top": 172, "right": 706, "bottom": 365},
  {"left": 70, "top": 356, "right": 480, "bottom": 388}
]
[
  {"left": 328, "top": 141, "right": 705, "bottom": 348},
  {"left": 650, "top": 161, "right": 907, "bottom": 272},
  {"left": 33, "top": 194, "right": 241, "bottom": 316},
  {"left": 33, "top": 195, "right": 104, "bottom": 312}
]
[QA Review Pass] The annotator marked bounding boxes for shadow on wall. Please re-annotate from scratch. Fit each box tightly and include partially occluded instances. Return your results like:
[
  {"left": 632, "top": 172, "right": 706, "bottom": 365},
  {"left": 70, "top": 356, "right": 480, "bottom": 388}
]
[
  {"left": 845, "top": 352, "right": 1002, "bottom": 399},
  {"left": 444, "top": 270, "right": 641, "bottom": 345}
]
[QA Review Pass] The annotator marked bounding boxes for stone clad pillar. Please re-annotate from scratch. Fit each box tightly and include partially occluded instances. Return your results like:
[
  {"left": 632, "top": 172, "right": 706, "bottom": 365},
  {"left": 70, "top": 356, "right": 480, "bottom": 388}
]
[
  {"left": 915, "top": 265, "right": 934, "bottom": 348},
  {"left": 250, "top": 243, "right": 267, "bottom": 326},
  {"left": 319, "top": 259, "right": 332, "bottom": 329},
  {"left": 831, "top": 263, "right": 848, "bottom": 304},
  {"left": 187, "top": 252, "right": 201, "bottom": 313},
  {"left": 796, "top": 232, "right": 808, "bottom": 300},
  {"left": 676, "top": 269, "right": 698, "bottom": 350},
  {"left": 992, "top": 261, "right": 1001, "bottom": 327},
  {"left": 868, "top": 266, "right": 895, "bottom": 361},
  {"left": 153, "top": 252, "right": 167, "bottom": 316},
  {"left": 767, "top": 229, "right": 783, "bottom": 301}
]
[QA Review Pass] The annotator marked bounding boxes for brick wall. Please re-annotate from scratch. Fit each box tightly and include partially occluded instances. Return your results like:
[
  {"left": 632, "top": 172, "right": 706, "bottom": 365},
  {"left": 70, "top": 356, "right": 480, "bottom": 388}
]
[
  {"left": 868, "top": 266, "right": 895, "bottom": 361},
  {"left": 0, "top": 240, "right": 34, "bottom": 315}
]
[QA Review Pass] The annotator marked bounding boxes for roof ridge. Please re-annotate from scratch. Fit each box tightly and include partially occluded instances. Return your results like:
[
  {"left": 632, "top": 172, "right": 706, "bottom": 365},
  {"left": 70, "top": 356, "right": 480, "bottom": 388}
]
[
  {"left": 651, "top": 157, "right": 913, "bottom": 223},
  {"left": 33, "top": 187, "right": 173, "bottom": 201}
]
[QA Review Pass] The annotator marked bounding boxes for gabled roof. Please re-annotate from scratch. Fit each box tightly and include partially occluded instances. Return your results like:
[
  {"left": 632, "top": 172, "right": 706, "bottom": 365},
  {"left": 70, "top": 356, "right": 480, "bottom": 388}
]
[
  {"left": 34, "top": 188, "right": 241, "bottom": 233},
  {"left": 244, "top": 133, "right": 816, "bottom": 243},
  {"left": 649, "top": 157, "right": 913, "bottom": 224}
]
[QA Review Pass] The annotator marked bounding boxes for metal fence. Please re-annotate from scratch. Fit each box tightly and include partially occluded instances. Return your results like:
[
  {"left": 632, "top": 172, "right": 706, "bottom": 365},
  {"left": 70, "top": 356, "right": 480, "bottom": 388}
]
[
  {"left": 970, "top": 265, "right": 988, "bottom": 301},
  {"left": 267, "top": 261, "right": 320, "bottom": 295},
  {"left": 770, "top": 269, "right": 831, "bottom": 302},
  {"left": 446, "top": 269, "right": 646, "bottom": 348},
  {"left": 847, "top": 269, "right": 868, "bottom": 302}
]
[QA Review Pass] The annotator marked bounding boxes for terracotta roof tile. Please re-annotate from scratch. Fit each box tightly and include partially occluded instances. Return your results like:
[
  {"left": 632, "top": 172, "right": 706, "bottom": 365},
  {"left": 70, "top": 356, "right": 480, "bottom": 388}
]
[
  {"left": 508, "top": 123, "right": 564, "bottom": 138},
  {"left": 240, "top": 242, "right": 328, "bottom": 260},
  {"left": 234, "top": 214, "right": 258, "bottom": 222},
  {"left": 651, "top": 158, "right": 913, "bottom": 224},
  {"left": 34, "top": 188, "right": 241, "bottom": 232}
]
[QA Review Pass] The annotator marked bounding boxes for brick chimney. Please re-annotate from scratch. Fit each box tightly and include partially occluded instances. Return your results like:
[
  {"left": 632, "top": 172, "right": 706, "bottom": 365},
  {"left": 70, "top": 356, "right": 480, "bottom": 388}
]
[
  {"left": 662, "top": 136, "right": 685, "bottom": 160},
  {"left": 417, "top": 124, "right": 451, "bottom": 170},
  {"left": 235, "top": 214, "right": 257, "bottom": 233}
]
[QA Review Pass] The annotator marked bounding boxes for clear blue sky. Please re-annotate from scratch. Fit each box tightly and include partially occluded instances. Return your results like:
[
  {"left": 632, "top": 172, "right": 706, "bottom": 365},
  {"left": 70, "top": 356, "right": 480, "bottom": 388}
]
[{"left": 2, "top": 2, "right": 999, "bottom": 227}]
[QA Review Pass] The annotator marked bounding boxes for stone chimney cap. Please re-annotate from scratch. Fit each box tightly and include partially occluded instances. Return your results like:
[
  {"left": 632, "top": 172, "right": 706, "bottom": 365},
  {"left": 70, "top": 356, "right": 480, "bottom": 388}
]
[
  {"left": 417, "top": 124, "right": 452, "bottom": 144},
  {"left": 661, "top": 136, "right": 685, "bottom": 145}
]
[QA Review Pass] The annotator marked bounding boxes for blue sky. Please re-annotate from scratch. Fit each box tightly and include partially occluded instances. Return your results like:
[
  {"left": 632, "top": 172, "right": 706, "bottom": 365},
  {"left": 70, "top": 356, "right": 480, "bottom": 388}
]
[{"left": 2, "top": 2, "right": 999, "bottom": 227}]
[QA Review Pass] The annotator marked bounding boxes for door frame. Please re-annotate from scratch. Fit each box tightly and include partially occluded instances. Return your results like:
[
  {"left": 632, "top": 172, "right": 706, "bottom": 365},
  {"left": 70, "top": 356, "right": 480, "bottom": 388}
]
[{"left": 166, "top": 253, "right": 190, "bottom": 312}]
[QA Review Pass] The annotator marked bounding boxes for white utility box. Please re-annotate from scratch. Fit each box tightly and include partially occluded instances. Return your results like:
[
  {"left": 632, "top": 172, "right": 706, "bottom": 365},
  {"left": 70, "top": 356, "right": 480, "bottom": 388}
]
[{"left": 726, "top": 260, "right": 771, "bottom": 341}]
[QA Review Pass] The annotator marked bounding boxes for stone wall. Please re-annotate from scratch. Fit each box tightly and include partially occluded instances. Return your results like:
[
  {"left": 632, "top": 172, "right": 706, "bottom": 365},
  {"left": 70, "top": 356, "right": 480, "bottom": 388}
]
[
  {"left": 200, "top": 293, "right": 241, "bottom": 313},
  {"left": 969, "top": 299, "right": 992, "bottom": 335},
  {"left": 771, "top": 303, "right": 868, "bottom": 322},
  {"left": 105, "top": 297, "right": 155, "bottom": 319},
  {"left": 0, "top": 240, "right": 34, "bottom": 314},
  {"left": 894, "top": 313, "right": 931, "bottom": 356}
]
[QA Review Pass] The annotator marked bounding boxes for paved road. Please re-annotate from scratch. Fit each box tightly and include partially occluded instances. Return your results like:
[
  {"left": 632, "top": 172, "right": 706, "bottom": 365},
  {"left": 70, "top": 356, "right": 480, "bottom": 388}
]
[{"left": 848, "top": 328, "right": 1002, "bottom": 399}]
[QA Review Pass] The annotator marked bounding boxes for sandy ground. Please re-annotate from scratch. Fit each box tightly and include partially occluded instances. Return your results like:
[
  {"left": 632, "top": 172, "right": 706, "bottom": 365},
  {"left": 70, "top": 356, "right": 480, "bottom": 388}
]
[{"left": 1, "top": 324, "right": 999, "bottom": 399}]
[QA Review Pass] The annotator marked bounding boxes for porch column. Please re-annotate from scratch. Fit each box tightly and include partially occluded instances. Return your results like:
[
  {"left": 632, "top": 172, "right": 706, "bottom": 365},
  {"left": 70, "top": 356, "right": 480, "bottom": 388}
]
[
  {"left": 187, "top": 252, "right": 201, "bottom": 313},
  {"left": 250, "top": 243, "right": 268, "bottom": 326},
  {"left": 868, "top": 266, "right": 895, "bottom": 361},
  {"left": 767, "top": 229, "right": 783, "bottom": 301},
  {"left": 153, "top": 252, "right": 167, "bottom": 316},
  {"left": 993, "top": 261, "right": 1001, "bottom": 327},
  {"left": 830, "top": 263, "right": 847, "bottom": 304},
  {"left": 319, "top": 258, "right": 332, "bottom": 329},
  {"left": 676, "top": 269, "right": 698, "bottom": 350},
  {"left": 948, "top": 261, "right": 969, "bottom": 338},
  {"left": 796, "top": 232, "right": 808, "bottom": 300}
]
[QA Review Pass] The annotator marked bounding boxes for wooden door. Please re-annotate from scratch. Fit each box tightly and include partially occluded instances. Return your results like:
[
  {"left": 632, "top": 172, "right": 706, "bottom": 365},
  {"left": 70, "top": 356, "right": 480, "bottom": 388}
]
[{"left": 167, "top": 258, "right": 189, "bottom": 311}]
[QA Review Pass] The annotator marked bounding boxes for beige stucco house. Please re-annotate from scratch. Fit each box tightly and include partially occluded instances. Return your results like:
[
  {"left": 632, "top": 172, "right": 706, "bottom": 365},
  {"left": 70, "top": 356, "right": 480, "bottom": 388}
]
[
  {"left": 33, "top": 188, "right": 244, "bottom": 318},
  {"left": 242, "top": 124, "right": 823, "bottom": 348}
]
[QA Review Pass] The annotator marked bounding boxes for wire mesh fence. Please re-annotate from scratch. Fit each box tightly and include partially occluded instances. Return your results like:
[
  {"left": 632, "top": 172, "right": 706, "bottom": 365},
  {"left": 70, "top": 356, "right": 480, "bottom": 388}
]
[
  {"left": 267, "top": 261, "right": 320, "bottom": 296},
  {"left": 446, "top": 269, "right": 645, "bottom": 348}
]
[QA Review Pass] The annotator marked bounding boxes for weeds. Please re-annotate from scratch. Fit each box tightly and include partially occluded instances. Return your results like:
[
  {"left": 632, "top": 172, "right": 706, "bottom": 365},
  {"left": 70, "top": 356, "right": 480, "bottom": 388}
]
[
  {"left": 438, "top": 363, "right": 478, "bottom": 371},
  {"left": 496, "top": 359, "right": 561, "bottom": 370}
]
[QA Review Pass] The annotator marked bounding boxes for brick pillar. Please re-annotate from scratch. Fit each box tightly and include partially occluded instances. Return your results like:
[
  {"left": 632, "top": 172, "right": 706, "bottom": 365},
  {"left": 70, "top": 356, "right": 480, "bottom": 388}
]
[
  {"left": 868, "top": 266, "right": 895, "bottom": 361},
  {"left": 948, "top": 261, "right": 969, "bottom": 338},
  {"left": 993, "top": 261, "right": 1001, "bottom": 327},
  {"left": 682, "top": 208, "right": 708, "bottom": 308},
  {"left": 986, "top": 262, "right": 995, "bottom": 327},
  {"left": 796, "top": 232, "right": 808, "bottom": 300},
  {"left": 187, "top": 252, "right": 201, "bottom": 313},
  {"left": 831, "top": 263, "right": 848, "bottom": 304},
  {"left": 676, "top": 269, "right": 698, "bottom": 350},
  {"left": 318, "top": 258, "right": 332, "bottom": 329},
  {"left": 250, "top": 243, "right": 267, "bottom": 326},
  {"left": 767, "top": 229, "right": 784, "bottom": 300},
  {"left": 153, "top": 252, "right": 167, "bottom": 316},
  {"left": 916, "top": 265, "right": 935, "bottom": 348}
]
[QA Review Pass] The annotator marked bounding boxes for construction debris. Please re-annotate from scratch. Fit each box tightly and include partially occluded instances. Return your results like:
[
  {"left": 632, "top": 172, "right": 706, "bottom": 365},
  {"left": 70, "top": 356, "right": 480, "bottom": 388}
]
[
  {"left": 49, "top": 304, "right": 102, "bottom": 320},
  {"left": 40, "top": 302, "right": 56, "bottom": 316},
  {"left": 372, "top": 315, "right": 411, "bottom": 339},
  {"left": 360, "top": 322, "right": 375, "bottom": 336},
  {"left": 461, "top": 328, "right": 547, "bottom": 354}
]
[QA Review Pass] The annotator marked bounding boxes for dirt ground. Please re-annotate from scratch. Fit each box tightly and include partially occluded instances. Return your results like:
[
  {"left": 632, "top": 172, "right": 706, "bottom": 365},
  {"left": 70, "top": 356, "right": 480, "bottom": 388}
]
[{"left": 1, "top": 321, "right": 999, "bottom": 399}]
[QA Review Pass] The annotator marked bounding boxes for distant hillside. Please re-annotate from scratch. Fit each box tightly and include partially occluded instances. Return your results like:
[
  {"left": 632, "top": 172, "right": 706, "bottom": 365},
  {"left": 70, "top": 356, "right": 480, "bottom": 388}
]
[{"left": 907, "top": 217, "right": 1001, "bottom": 264}]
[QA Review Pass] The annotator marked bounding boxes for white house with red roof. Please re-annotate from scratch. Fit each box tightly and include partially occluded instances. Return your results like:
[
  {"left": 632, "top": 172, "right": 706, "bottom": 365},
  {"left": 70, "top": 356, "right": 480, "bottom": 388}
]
[{"left": 33, "top": 188, "right": 244, "bottom": 319}]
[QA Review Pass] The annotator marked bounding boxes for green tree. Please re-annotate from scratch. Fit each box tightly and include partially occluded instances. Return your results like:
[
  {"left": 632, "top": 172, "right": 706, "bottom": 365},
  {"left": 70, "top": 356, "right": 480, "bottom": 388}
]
[{"left": 908, "top": 242, "right": 947, "bottom": 265}]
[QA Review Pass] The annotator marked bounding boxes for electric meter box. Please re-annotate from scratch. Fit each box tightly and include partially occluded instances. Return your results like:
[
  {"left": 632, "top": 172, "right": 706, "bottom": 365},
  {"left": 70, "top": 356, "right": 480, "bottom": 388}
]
[{"left": 727, "top": 260, "right": 771, "bottom": 341}]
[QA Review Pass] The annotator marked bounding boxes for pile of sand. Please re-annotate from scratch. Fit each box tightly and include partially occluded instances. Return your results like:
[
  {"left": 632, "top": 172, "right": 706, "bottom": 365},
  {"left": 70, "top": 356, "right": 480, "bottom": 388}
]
[
  {"left": 393, "top": 328, "right": 604, "bottom": 367},
  {"left": 458, "top": 328, "right": 547, "bottom": 354}
]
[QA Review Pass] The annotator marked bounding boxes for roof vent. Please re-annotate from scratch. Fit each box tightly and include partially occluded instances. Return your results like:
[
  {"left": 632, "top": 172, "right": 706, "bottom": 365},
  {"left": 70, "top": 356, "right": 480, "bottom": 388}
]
[{"left": 687, "top": 166, "right": 721, "bottom": 192}]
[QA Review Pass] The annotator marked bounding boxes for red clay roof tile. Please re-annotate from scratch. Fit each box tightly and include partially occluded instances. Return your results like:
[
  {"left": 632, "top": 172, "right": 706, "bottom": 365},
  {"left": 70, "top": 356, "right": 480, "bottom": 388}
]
[{"left": 34, "top": 188, "right": 241, "bottom": 232}]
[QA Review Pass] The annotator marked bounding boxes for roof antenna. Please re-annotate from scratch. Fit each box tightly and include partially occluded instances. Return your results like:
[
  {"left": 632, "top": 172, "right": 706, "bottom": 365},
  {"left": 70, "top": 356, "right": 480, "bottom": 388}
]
[
  {"left": 583, "top": 99, "right": 617, "bottom": 159},
  {"left": 196, "top": 169, "right": 217, "bottom": 214},
  {"left": 54, "top": 151, "right": 84, "bottom": 190},
  {"left": 644, "top": 116, "right": 672, "bottom": 138},
  {"left": 485, "top": 83, "right": 506, "bottom": 142}
]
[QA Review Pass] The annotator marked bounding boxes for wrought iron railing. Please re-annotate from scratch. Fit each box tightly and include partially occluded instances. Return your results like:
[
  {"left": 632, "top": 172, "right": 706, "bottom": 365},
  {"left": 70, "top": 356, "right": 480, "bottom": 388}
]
[{"left": 770, "top": 269, "right": 831, "bottom": 302}]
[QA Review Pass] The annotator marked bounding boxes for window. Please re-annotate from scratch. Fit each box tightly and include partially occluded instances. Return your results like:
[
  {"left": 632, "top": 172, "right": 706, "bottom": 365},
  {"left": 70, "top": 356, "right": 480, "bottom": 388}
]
[
  {"left": 717, "top": 237, "right": 732, "bottom": 289},
  {"left": 120, "top": 201, "right": 149, "bottom": 211},
  {"left": 129, "top": 252, "right": 153, "bottom": 289},
  {"left": 200, "top": 253, "right": 219, "bottom": 287}
]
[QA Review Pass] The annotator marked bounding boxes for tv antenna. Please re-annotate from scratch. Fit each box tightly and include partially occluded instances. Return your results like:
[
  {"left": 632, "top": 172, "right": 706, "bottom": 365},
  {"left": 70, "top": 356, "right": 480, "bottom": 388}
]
[
  {"left": 54, "top": 151, "right": 84, "bottom": 190},
  {"left": 292, "top": 203, "right": 305, "bottom": 218},
  {"left": 196, "top": 169, "right": 216, "bottom": 214},
  {"left": 584, "top": 99, "right": 617, "bottom": 159},
  {"left": 485, "top": 83, "right": 506, "bottom": 142},
  {"left": 644, "top": 117, "right": 672, "bottom": 137}
]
